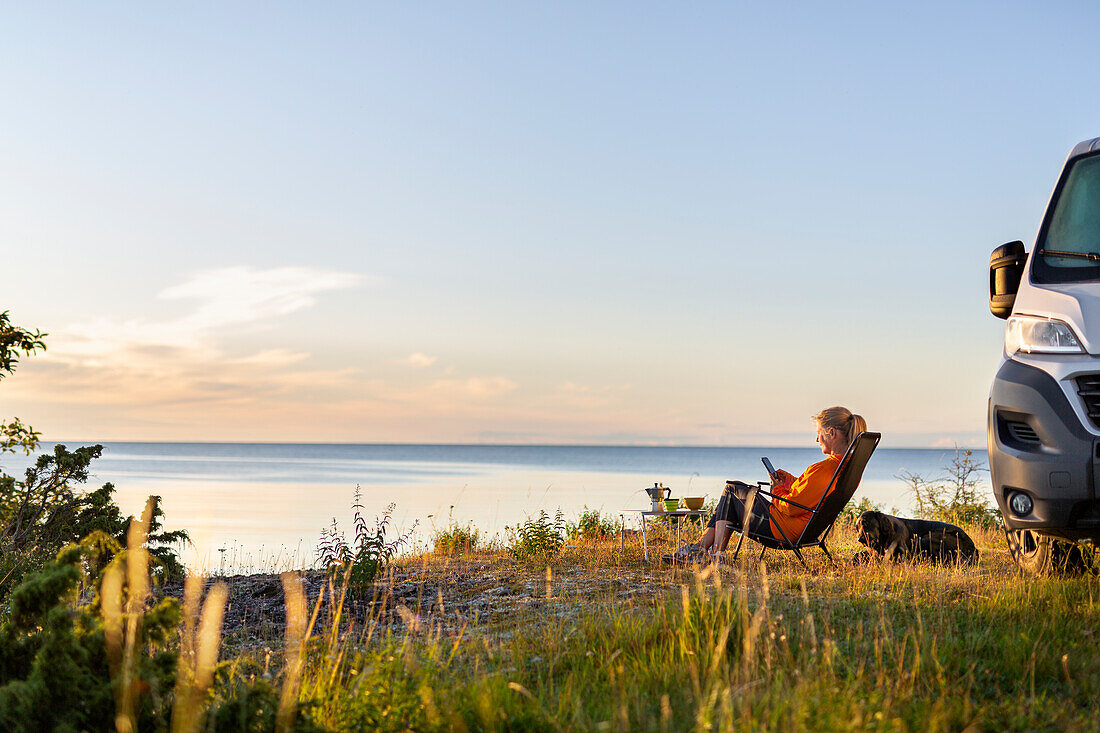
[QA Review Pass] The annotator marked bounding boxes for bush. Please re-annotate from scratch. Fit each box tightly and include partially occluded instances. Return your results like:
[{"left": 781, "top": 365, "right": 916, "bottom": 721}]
[
  {"left": 507, "top": 510, "right": 566, "bottom": 562},
  {"left": 432, "top": 519, "right": 480, "bottom": 555},
  {"left": 140, "top": 493, "right": 191, "bottom": 581},
  {"left": 565, "top": 507, "right": 618, "bottom": 540},
  {"left": 0, "top": 494, "right": 323, "bottom": 731},
  {"left": 0, "top": 533, "right": 180, "bottom": 730},
  {"left": 206, "top": 673, "right": 324, "bottom": 732},
  {"left": 839, "top": 496, "right": 884, "bottom": 526},
  {"left": 316, "top": 487, "right": 416, "bottom": 592},
  {"left": 899, "top": 447, "right": 1001, "bottom": 530}
]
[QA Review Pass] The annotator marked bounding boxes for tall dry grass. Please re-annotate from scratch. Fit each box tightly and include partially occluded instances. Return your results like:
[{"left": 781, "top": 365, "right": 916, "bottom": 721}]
[
  {"left": 102, "top": 497, "right": 157, "bottom": 733},
  {"left": 170, "top": 572, "right": 227, "bottom": 733},
  {"left": 85, "top": 504, "right": 1100, "bottom": 731},
  {"left": 272, "top": 518, "right": 1100, "bottom": 731}
]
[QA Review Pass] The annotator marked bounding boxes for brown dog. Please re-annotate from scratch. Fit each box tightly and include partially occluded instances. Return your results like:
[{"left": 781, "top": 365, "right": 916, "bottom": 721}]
[{"left": 855, "top": 511, "right": 979, "bottom": 565}]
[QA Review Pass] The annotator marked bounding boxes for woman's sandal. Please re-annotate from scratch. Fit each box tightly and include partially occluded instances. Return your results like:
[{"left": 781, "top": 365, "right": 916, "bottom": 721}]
[
  {"left": 680, "top": 547, "right": 713, "bottom": 564},
  {"left": 662, "top": 545, "right": 710, "bottom": 564}
]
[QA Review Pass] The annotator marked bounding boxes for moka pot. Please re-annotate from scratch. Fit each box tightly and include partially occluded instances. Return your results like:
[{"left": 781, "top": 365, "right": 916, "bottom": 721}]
[{"left": 645, "top": 483, "right": 670, "bottom": 511}]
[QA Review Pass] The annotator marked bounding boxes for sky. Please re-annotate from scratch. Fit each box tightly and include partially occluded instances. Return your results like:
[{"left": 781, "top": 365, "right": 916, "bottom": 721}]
[{"left": 2, "top": 1, "right": 1100, "bottom": 447}]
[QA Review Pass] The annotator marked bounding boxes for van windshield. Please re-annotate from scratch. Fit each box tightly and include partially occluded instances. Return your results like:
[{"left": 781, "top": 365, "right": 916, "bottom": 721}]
[{"left": 1034, "top": 152, "right": 1100, "bottom": 283}]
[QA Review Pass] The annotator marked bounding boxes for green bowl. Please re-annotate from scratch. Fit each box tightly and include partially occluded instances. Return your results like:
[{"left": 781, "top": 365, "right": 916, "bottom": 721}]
[{"left": 663, "top": 498, "right": 679, "bottom": 511}]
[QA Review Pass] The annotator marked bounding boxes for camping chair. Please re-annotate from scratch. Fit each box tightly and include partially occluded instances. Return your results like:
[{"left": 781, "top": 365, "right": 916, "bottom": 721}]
[{"left": 729, "top": 431, "right": 881, "bottom": 569}]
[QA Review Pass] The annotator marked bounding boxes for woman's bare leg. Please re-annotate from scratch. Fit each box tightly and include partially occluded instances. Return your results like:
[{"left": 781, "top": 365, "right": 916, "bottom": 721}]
[
  {"left": 692, "top": 525, "right": 716, "bottom": 550},
  {"left": 713, "top": 521, "right": 735, "bottom": 552}
]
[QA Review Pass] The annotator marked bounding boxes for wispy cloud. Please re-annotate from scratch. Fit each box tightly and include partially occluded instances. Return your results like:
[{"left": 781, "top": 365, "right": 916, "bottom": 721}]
[
  {"left": 61, "top": 267, "right": 363, "bottom": 355},
  {"left": 10, "top": 268, "right": 762, "bottom": 443},
  {"left": 554, "top": 380, "right": 632, "bottom": 408},
  {"left": 24, "top": 266, "right": 365, "bottom": 408},
  {"left": 377, "top": 376, "right": 519, "bottom": 404},
  {"left": 431, "top": 377, "right": 518, "bottom": 398},
  {"left": 160, "top": 267, "right": 363, "bottom": 332},
  {"left": 398, "top": 352, "right": 438, "bottom": 368},
  {"left": 5, "top": 267, "right": 540, "bottom": 439}
]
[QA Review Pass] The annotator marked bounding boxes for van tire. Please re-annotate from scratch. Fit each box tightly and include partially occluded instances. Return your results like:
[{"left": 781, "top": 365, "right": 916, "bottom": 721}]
[{"left": 1006, "top": 529, "right": 1089, "bottom": 576}]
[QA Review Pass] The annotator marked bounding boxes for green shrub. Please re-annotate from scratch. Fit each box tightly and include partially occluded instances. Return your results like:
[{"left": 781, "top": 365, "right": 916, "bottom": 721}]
[
  {"left": 566, "top": 507, "right": 618, "bottom": 540},
  {"left": 207, "top": 671, "right": 324, "bottom": 732},
  {"left": 432, "top": 521, "right": 480, "bottom": 555},
  {"left": 839, "top": 496, "right": 885, "bottom": 525},
  {"left": 316, "top": 488, "right": 415, "bottom": 592},
  {"left": 507, "top": 510, "right": 566, "bottom": 562},
  {"left": 0, "top": 537, "right": 180, "bottom": 731}
]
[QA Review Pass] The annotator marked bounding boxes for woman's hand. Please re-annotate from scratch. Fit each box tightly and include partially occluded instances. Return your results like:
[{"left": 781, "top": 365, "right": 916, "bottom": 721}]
[{"left": 772, "top": 469, "right": 795, "bottom": 491}]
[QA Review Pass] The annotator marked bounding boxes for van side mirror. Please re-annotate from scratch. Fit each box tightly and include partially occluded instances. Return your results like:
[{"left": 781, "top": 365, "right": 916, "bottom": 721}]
[{"left": 989, "top": 241, "right": 1027, "bottom": 319}]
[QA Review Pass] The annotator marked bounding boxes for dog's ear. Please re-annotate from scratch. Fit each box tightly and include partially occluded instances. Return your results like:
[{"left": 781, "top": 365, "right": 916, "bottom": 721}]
[
  {"left": 856, "top": 511, "right": 874, "bottom": 546},
  {"left": 857, "top": 511, "right": 886, "bottom": 552},
  {"left": 861, "top": 512, "right": 893, "bottom": 554},
  {"left": 877, "top": 512, "right": 894, "bottom": 539}
]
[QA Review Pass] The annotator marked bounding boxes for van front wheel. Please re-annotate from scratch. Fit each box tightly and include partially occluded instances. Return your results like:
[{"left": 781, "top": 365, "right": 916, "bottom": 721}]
[{"left": 1006, "top": 529, "right": 1089, "bottom": 576}]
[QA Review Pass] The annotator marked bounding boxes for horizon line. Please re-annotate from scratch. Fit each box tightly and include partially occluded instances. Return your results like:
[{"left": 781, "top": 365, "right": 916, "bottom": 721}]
[{"left": 35, "top": 438, "right": 987, "bottom": 451}]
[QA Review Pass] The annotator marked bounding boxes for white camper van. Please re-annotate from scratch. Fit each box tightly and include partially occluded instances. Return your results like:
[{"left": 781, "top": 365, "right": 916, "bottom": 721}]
[{"left": 988, "top": 137, "right": 1100, "bottom": 574}]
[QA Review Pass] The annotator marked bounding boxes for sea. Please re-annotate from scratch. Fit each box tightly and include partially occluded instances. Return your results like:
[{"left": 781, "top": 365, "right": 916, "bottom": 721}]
[{"left": 3, "top": 442, "right": 992, "bottom": 572}]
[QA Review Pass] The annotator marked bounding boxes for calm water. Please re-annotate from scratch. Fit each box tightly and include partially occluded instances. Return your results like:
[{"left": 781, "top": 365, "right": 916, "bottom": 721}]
[{"left": 4, "top": 443, "right": 992, "bottom": 570}]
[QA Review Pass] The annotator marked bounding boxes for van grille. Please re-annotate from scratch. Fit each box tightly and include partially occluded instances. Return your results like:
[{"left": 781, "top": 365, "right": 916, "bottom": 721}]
[
  {"left": 1075, "top": 374, "right": 1100, "bottom": 429},
  {"left": 1005, "top": 420, "right": 1040, "bottom": 445}
]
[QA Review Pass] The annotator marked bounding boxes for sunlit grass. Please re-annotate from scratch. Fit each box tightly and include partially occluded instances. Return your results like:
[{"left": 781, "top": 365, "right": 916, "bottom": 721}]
[
  {"left": 190, "top": 519, "right": 1085, "bottom": 731},
  {"left": 87, "top": 512, "right": 1100, "bottom": 731},
  {"left": 188, "top": 539, "right": 310, "bottom": 578}
]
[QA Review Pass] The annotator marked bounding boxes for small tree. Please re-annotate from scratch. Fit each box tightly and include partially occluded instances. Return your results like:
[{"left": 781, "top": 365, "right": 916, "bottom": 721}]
[{"left": 899, "top": 447, "right": 1000, "bottom": 529}]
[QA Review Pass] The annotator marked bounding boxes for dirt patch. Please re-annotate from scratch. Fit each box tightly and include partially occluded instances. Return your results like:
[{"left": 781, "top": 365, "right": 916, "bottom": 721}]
[{"left": 157, "top": 551, "right": 683, "bottom": 650}]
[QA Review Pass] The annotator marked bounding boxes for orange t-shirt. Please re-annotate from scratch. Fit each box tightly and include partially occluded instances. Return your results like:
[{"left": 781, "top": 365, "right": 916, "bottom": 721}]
[{"left": 767, "top": 454, "right": 842, "bottom": 541}]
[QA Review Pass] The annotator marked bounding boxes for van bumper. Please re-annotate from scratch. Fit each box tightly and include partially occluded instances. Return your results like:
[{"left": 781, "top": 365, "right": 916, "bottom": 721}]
[{"left": 988, "top": 358, "right": 1100, "bottom": 541}]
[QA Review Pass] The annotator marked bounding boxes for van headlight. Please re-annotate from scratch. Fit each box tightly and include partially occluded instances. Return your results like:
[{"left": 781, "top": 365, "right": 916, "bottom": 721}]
[{"left": 1005, "top": 316, "right": 1084, "bottom": 354}]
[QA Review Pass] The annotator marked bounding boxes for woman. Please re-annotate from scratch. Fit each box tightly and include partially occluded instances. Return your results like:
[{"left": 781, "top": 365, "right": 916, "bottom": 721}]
[{"left": 670, "top": 406, "right": 868, "bottom": 563}]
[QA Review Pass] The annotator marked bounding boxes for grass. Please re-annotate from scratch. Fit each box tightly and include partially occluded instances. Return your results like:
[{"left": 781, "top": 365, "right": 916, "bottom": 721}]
[
  {"left": 432, "top": 521, "right": 482, "bottom": 556},
  {"left": 28, "top": 509, "right": 1100, "bottom": 730},
  {"left": 247, "top": 520, "right": 1100, "bottom": 732}
]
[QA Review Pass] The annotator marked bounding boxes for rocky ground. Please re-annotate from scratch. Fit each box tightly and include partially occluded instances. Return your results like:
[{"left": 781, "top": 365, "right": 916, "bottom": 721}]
[{"left": 159, "top": 546, "right": 683, "bottom": 651}]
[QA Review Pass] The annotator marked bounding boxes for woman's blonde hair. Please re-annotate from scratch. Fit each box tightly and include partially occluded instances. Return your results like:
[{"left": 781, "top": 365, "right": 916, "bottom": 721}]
[{"left": 814, "top": 406, "right": 867, "bottom": 448}]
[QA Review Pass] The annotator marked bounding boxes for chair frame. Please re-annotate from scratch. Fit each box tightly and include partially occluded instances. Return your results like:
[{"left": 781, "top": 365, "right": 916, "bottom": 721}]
[{"left": 729, "top": 431, "right": 882, "bottom": 569}]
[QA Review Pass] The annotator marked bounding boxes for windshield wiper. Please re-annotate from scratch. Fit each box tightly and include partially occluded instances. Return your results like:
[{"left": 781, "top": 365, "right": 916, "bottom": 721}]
[{"left": 1039, "top": 248, "right": 1100, "bottom": 263}]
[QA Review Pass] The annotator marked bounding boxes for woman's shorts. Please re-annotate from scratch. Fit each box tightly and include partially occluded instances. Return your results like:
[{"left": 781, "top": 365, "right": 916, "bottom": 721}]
[{"left": 707, "top": 481, "right": 774, "bottom": 539}]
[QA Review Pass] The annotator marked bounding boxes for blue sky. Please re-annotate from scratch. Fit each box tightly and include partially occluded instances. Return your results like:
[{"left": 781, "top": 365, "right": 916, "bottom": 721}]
[{"left": 3, "top": 1, "right": 1099, "bottom": 446}]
